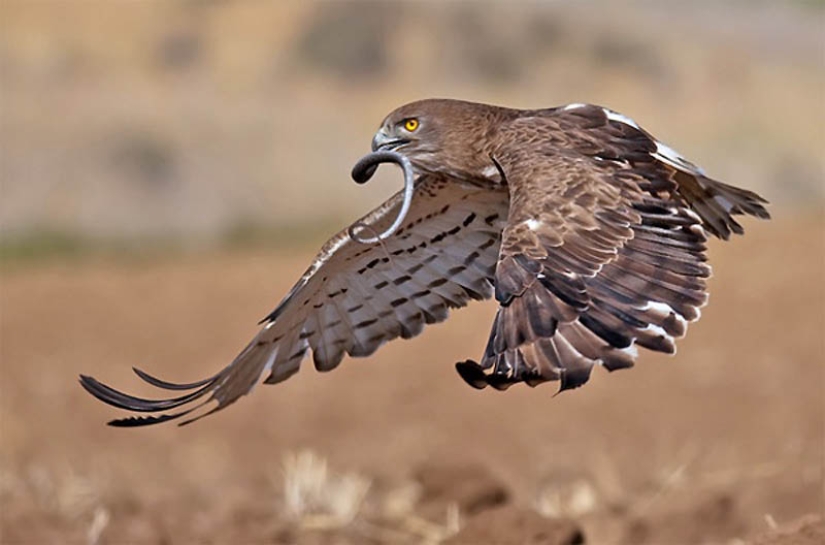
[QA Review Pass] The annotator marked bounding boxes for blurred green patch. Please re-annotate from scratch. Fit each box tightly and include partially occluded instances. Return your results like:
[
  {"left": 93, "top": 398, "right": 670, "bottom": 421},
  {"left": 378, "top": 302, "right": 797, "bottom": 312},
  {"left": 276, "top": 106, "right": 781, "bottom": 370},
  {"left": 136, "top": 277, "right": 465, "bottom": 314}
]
[
  {"left": 0, "top": 230, "right": 188, "bottom": 271},
  {"left": 0, "top": 219, "right": 350, "bottom": 270},
  {"left": 0, "top": 230, "right": 92, "bottom": 263},
  {"left": 219, "top": 219, "right": 346, "bottom": 252}
]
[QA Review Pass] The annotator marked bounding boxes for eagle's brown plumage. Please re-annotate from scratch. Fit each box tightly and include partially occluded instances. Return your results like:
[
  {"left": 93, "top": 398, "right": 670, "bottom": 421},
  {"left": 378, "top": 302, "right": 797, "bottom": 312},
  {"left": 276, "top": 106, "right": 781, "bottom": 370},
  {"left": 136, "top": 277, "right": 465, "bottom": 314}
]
[{"left": 80, "top": 99, "right": 769, "bottom": 426}]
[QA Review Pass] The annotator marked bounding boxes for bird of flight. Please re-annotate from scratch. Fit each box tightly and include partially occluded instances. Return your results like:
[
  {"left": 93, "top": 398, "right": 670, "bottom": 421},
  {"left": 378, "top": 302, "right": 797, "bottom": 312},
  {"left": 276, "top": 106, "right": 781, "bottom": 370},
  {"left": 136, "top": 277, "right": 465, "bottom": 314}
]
[{"left": 80, "top": 99, "right": 770, "bottom": 426}]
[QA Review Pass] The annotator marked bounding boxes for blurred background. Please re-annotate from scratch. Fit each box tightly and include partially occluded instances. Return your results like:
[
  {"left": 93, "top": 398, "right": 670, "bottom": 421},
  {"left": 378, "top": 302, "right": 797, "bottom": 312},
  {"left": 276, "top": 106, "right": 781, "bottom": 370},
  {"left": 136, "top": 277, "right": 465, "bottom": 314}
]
[{"left": 1, "top": 1, "right": 823, "bottom": 544}]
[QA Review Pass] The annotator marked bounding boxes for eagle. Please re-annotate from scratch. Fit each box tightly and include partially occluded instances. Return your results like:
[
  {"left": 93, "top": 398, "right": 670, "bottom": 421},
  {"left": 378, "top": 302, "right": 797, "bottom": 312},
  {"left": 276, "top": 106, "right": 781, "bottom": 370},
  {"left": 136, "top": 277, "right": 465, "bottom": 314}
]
[{"left": 80, "top": 99, "right": 770, "bottom": 426}]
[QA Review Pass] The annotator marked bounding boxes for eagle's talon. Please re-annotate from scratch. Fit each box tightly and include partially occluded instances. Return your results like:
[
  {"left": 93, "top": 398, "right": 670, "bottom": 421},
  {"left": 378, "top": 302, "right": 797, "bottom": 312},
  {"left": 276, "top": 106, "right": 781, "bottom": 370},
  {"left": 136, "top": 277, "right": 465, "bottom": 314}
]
[{"left": 455, "top": 360, "right": 490, "bottom": 389}]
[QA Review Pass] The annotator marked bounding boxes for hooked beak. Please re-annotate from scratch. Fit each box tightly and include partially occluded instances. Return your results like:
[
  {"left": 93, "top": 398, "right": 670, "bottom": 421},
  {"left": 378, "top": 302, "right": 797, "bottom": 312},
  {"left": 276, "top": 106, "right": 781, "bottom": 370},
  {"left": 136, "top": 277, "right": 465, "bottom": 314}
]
[{"left": 371, "top": 128, "right": 409, "bottom": 152}]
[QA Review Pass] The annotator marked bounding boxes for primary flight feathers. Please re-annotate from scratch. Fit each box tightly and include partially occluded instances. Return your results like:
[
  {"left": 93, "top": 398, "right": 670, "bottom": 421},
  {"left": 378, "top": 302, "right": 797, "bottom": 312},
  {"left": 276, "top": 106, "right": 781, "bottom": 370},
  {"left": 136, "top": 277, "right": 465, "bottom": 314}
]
[{"left": 80, "top": 99, "right": 769, "bottom": 426}]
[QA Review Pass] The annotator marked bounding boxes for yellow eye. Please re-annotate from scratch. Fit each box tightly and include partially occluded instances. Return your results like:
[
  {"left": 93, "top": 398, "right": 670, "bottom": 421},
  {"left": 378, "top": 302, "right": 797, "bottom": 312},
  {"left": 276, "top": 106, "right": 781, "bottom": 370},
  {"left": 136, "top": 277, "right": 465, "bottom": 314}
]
[{"left": 404, "top": 118, "right": 419, "bottom": 132}]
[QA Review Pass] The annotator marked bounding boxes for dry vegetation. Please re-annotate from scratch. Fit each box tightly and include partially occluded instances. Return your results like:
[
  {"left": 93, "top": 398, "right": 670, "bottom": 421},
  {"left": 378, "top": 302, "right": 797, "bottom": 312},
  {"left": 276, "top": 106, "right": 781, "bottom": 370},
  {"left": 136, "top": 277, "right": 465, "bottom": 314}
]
[{"left": 1, "top": 1, "right": 823, "bottom": 543}]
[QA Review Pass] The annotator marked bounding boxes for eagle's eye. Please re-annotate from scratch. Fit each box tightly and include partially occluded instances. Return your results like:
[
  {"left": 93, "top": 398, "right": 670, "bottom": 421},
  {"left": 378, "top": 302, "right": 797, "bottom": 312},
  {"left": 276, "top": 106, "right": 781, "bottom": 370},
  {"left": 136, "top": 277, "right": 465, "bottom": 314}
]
[{"left": 403, "top": 118, "right": 419, "bottom": 132}]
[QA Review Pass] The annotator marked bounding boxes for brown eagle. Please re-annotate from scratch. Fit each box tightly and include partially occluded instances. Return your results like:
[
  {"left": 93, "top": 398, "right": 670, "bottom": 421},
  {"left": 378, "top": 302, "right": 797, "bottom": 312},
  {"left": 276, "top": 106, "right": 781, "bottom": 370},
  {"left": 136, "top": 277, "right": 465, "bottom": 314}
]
[{"left": 80, "top": 99, "right": 769, "bottom": 426}]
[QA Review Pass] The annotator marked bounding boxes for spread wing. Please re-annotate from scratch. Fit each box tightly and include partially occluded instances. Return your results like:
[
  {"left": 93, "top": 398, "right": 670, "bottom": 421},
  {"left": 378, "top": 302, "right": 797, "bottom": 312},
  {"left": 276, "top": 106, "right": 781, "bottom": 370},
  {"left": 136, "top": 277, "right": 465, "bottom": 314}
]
[
  {"left": 456, "top": 105, "right": 769, "bottom": 391},
  {"left": 81, "top": 175, "right": 508, "bottom": 426}
]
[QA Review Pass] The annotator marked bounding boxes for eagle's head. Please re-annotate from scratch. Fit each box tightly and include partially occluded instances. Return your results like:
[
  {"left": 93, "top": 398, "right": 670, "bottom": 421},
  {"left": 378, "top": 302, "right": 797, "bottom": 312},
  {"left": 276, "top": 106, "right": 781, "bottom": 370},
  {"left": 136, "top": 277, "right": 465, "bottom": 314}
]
[{"left": 371, "top": 98, "right": 511, "bottom": 183}]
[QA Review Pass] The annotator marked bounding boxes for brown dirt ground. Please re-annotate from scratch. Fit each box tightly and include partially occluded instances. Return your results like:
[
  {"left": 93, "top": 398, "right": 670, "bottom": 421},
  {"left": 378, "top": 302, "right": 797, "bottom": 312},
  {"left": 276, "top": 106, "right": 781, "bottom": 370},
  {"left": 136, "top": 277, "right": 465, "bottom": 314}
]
[{"left": 1, "top": 212, "right": 823, "bottom": 544}]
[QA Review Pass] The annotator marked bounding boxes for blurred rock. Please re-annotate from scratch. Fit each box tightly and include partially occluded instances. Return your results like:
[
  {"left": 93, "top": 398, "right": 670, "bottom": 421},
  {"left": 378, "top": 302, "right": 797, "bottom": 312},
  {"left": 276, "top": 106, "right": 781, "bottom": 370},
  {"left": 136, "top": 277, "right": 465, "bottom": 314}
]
[
  {"left": 414, "top": 462, "right": 509, "bottom": 520},
  {"left": 156, "top": 29, "right": 204, "bottom": 72},
  {"left": 623, "top": 493, "right": 746, "bottom": 544},
  {"left": 108, "top": 131, "right": 177, "bottom": 190},
  {"left": 443, "top": 505, "right": 584, "bottom": 545},
  {"left": 770, "top": 156, "right": 824, "bottom": 204},
  {"left": 589, "top": 32, "right": 665, "bottom": 78},
  {"left": 439, "top": 5, "right": 528, "bottom": 83},
  {"left": 293, "top": 1, "right": 396, "bottom": 78}
]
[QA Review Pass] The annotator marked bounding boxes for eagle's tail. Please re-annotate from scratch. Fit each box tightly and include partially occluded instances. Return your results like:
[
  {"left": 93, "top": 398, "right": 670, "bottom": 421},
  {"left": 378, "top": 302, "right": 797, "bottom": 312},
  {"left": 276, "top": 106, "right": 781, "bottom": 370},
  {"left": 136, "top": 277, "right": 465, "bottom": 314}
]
[{"left": 671, "top": 171, "right": 770, "bottom": 240}]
